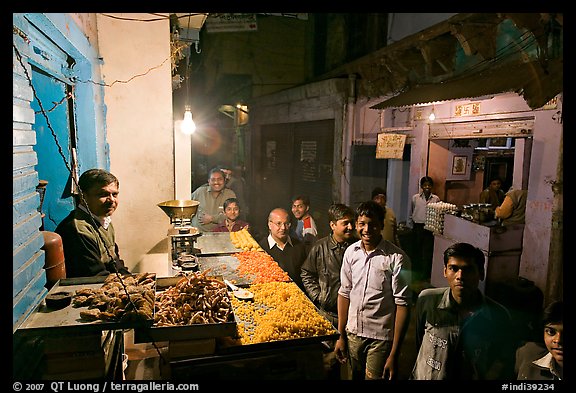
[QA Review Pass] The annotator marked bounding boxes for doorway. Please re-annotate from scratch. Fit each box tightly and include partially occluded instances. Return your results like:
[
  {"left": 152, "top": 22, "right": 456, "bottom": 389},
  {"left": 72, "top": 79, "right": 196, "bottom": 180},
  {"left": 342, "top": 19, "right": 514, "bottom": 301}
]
[
  {"left": 484, "top": 155, "right": 514, "bottom": 192},
  {"left": 254, "top": 120, "right": 335, "bottom": 240}
]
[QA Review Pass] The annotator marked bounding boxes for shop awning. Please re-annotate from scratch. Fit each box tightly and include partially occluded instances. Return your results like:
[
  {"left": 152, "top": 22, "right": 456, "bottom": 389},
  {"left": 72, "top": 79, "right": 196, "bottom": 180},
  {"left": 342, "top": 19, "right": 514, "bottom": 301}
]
[{"left": 370, "top": 58, "right": 563, "bottom": 110}]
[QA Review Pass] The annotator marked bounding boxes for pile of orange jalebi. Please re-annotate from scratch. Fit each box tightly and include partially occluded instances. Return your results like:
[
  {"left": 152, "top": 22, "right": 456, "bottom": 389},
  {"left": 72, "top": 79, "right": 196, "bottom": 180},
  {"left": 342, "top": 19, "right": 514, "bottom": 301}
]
[{"left": 233, "top": 250, "right": 290, "bottom": 284}]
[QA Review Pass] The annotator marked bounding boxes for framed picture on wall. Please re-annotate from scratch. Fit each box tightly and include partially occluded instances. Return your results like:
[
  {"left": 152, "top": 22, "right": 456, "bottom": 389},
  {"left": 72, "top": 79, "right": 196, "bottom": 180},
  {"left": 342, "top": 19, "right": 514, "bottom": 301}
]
[{"left": 452, "top": 155, "right": 468, "bottom": 175}]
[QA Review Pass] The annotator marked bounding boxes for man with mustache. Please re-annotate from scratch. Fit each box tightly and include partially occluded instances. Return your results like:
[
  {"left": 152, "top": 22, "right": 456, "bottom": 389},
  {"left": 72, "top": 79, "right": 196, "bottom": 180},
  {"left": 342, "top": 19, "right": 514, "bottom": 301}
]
[
  {"left": 411, "top": 242, "right": 515, "bottom": 380},
  {"left": 56, "top": 168, "right": 130, "bottom": 278},
  {"left": 191, "top": 167, "right": 237, "bottom": 232}
]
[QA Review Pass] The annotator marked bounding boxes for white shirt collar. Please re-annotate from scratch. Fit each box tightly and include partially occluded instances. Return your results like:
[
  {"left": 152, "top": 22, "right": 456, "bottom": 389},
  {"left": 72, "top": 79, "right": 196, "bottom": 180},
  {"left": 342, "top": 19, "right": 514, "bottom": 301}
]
[
  {"left": 79, "top": 205, "right": 112, "bottom": 229},
  {"left": 533, "top": 352, "right": 562, "bottom": 379},
  {"left": 267, "top": 233, "right": 292, "bottom": 250}
]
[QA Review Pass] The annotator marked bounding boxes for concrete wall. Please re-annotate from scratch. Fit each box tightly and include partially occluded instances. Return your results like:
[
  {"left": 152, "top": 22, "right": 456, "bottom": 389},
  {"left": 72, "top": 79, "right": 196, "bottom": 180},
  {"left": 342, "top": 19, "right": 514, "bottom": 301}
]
[{"left": 96, "top": 13, "right": 175, "bottom": 270}]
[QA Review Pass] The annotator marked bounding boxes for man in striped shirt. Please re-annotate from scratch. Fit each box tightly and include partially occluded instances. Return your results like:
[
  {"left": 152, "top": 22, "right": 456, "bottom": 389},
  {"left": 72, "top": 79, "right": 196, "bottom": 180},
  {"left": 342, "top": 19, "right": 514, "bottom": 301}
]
[{"left": 290, "top": 194, "right": 318, "bottom": 252}]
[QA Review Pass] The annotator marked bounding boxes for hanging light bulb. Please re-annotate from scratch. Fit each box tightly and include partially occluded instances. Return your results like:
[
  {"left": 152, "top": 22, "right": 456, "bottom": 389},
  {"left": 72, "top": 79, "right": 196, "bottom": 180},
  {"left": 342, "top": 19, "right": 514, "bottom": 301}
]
[
  {"left": 181, "top": 105, "right": 196, "bottom": 134},
  {"left": 180, "top": 38, "right": 196, "bottom": 135},
  {"left": 428, "top": 107, "right": 436, "bottom": 121}
]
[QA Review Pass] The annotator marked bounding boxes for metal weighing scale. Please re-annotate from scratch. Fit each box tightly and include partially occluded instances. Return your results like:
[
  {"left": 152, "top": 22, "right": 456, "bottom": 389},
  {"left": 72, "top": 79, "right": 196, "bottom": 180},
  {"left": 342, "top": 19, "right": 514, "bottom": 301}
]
[{"left": 157, "top": 200, "right": 202, "bottom": 273}]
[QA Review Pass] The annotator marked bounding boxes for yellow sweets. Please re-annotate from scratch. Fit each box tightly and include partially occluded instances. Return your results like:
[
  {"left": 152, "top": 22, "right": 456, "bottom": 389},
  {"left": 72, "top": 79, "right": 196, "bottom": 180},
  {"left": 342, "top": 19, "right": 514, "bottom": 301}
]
[
  {"left": 230, "top": 281, "right": 337, "bottom": 345},
  {"left": 230, "top": 228, "right": 263, "bottom": 251}
]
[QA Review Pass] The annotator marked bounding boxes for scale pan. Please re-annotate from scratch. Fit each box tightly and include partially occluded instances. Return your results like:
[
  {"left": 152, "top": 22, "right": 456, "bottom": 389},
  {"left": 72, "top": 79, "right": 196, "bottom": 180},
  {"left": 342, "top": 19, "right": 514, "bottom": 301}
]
[{"left": 157, "top": 200, "right": 200, "bottom": 220}]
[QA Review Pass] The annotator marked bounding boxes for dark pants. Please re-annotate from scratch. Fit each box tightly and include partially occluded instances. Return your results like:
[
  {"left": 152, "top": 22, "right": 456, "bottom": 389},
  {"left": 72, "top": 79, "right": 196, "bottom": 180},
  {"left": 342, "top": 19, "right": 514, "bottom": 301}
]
[{"left": 412, "top": 223, "right": 434, "bottom": 281}]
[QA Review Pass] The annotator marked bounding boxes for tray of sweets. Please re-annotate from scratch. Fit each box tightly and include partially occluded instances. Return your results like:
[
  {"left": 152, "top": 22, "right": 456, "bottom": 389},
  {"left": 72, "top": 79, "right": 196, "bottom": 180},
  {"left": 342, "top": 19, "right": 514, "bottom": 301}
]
[
  {"left": 220, "top": 281, "right": 339, "bottom": 353},
  {"left": 134, "top": 273, "right": 237, "bottom": 343}
]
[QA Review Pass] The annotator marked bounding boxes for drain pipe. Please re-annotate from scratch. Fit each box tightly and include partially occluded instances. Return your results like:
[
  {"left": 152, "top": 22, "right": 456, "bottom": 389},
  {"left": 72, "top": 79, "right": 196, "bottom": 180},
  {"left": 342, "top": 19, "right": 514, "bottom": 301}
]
[{"left": 341, "top": 74, "right": 356, "bottom": 205}]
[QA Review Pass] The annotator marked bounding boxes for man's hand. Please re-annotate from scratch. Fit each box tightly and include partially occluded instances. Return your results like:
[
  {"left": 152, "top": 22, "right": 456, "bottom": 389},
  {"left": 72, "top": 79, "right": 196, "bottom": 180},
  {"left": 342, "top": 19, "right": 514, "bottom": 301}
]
[
  {"left": 200, "top": 213, "right": 213, "bottom": 225},
  {"left": 334, "top": 336, "right": 348, "bottom": 364}
]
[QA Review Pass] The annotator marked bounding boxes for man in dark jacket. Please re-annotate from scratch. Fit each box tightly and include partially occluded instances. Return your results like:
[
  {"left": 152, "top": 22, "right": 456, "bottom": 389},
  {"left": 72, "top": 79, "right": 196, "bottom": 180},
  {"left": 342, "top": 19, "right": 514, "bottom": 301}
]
[
  {"left": 56, "top": 168, "right": 130, "bottom": 278},
  {"left": 300, "top": 203, "right": 357, "bottom": 379},
  {"left": 301, "top": 203, "right": 357, "bottom": 327}
]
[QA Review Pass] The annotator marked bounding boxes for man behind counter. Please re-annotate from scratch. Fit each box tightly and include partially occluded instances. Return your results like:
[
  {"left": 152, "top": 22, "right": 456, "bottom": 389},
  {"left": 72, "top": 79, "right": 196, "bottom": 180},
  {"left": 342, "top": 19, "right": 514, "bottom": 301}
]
[
  {"left": 258, "top": 207, "right": 307, "bottom": 291},
  {"left": 495, "top": 188, "right": 528, "bottom": 226},
  {"left": 191, "top": 167, "right": 237, "bottom": 232},
  {"left": 56, "top": 168, "right": 130, "bottom": 278}
]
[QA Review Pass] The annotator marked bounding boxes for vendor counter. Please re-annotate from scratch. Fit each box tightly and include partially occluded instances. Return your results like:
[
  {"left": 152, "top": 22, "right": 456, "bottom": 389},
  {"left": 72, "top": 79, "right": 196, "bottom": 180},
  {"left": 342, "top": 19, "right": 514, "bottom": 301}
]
[
  {"left": 431, "top": 214, "right": 524, "bottom": 297},
  {"left": 127, "top": 232, "right": 334, "bottom": 380},
  {"left": 16, "top": 232, "right": 334, "bottom": 380}
]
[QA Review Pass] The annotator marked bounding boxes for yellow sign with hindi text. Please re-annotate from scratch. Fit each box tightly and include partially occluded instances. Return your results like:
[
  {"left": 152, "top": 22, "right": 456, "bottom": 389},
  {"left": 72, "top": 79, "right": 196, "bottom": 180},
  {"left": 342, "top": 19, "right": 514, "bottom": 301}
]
[{"left": 376, "top": 133, "right": 406, "bottom": 159}]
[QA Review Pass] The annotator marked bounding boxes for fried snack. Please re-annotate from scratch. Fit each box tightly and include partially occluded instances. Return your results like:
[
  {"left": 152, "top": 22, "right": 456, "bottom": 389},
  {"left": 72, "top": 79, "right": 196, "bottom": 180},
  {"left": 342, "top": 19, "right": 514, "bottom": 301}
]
[
  {"left": 154, "top": 270, "right": 232, "bottom": 326},
  {"left": 73, "top": 273, "right": 156, "bottom": 323},
  {"left": 79, "top": 308, "right": 101, "bottom": 321}
]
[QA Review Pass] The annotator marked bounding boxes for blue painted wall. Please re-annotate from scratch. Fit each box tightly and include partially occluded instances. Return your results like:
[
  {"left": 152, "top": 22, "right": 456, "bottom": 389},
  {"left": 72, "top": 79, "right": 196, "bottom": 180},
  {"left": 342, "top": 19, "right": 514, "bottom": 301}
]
[{"left": 12, "top": 13, "right": 109, "bottom": 331}]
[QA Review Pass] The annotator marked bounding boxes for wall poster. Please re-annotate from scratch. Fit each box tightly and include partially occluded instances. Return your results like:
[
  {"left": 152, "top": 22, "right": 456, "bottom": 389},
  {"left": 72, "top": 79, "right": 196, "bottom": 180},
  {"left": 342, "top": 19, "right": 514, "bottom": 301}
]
[
  {"left": 300, "top": 141, "right": 317, "bottom": 182},
  {"left": 446, "top": 147, "right": 473, "bottom": 181},
  {"left": 452, "top": 155, "right": 468, "bottom": 175},
  {"left": 266, "top": 141, "right": 277, "bottom": 169}
]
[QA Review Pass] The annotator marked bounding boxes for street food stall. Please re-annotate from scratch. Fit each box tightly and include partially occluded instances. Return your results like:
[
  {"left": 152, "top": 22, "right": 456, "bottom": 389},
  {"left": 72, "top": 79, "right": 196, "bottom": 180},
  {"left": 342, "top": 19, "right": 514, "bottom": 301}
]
[{"left": 15, "top": 200, "right": 338, "bottom": 380}]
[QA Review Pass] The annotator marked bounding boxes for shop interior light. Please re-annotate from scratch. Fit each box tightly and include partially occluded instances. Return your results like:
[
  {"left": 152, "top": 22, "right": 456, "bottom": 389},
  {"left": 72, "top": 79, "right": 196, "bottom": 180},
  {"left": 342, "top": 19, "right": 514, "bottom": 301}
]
[{"left": 428, "top": 107, "right": 436, "bottom": 121}]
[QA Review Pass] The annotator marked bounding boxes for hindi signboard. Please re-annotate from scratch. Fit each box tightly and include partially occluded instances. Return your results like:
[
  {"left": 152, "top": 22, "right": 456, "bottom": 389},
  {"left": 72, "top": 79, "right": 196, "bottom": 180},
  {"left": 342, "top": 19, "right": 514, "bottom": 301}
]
[
  {"left": 376, "top": 133, "right": 406, "bottom": 159},
  {"left": 205, "top": 14, "right": 258, "bottom": 33}
]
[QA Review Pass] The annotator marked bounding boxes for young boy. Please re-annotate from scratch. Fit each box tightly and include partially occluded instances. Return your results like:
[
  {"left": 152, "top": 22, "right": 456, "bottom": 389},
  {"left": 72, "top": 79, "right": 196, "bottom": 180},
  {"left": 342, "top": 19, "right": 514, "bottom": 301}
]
[
  {"left": 212, "top": 198, "right": 250, "bottom": 232},
  {"left": 515, "top": 300, "right": 563, "bottom": 380}
]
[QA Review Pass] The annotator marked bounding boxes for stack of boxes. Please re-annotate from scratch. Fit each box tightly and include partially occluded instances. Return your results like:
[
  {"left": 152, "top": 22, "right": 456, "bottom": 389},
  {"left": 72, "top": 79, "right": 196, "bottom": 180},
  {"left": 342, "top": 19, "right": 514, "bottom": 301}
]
[{"left": 40, "top": 330, "right": 120, "bottom": 380}]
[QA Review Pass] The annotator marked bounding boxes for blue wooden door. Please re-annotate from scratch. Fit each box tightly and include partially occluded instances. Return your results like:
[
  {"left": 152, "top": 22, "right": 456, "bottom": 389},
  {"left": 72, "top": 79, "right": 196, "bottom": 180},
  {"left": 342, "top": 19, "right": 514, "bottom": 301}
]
[
  {"left": 31, "top": 70, "right": 75, "bottom": 231},
  {"left": 25, "top": 16, "right": 79, "bottom": 232}
]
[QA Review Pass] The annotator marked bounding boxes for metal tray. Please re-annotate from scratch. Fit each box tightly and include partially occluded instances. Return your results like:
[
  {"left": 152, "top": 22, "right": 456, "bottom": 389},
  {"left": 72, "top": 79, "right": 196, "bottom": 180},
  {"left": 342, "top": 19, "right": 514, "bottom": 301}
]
[
  {"left": 134, "top": 314, "right": 237, "bottom": 343},
  {"left": 219, "top": 330, "right": 340, "bottom": 354},
  {"left": 195, "top": 232, "right": 243, "bottom": 255},
  {"left": 16, "top": 275, "right": 156, "bottom": 337},
  {"left": 197, "top": 255, "right": 255, "bottom": 286},
  {"left": 133, "top": 275, "right": 237, "bottom": 343}
]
